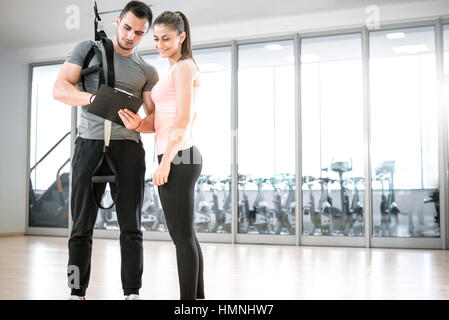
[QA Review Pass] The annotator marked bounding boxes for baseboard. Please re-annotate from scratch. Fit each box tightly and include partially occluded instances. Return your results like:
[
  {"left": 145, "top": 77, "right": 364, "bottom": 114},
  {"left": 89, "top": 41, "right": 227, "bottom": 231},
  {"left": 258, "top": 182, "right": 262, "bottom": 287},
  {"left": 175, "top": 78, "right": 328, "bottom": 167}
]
[{"left": 0, "top": 232, "right": 25, "bottom": 238}]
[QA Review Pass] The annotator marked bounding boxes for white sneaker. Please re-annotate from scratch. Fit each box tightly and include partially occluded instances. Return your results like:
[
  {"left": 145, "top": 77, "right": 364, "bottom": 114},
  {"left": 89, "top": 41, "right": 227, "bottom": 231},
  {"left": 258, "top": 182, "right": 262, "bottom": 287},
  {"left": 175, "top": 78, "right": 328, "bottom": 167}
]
[
  {"left": 68, "top": 295, "right": 85, "bottom": 300},
  {"left": 125, "top": 294, "right": 142, "bottom": 300}
]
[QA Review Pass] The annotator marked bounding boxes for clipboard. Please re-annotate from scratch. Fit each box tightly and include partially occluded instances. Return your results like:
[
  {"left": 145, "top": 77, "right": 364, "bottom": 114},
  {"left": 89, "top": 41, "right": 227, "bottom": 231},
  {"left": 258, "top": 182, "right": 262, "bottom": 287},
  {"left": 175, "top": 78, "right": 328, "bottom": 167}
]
[{"left": 87, "top": 84, "right": 143, "bottom": 127}]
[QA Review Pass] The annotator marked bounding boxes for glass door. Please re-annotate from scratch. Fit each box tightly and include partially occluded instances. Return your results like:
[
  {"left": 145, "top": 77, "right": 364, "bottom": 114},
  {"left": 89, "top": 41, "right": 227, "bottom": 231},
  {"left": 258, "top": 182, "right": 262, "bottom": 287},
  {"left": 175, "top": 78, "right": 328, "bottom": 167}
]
[
  {"left": 300, "top": 33, "right": 365, "bottom": 246},
  {"left": 369, "top": 26, "right": 440, "bottom": 248},
  {"left": 28, "top": 64, "right": 71, "bottom": 232},
  {"left": 237, "top": 40, "right": 296, "bottom": 244}
]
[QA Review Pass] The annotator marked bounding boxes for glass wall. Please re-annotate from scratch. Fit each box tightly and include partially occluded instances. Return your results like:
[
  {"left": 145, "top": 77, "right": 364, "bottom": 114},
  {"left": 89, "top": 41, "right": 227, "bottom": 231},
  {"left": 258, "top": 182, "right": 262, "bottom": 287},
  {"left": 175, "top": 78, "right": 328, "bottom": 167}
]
[
  {"left": 94, "top": 47, "right": 233, "bottom": 233},
  {"left": 238, "top": 40, "right": 296, "bottom": 235},
  {"left": 369, "top": 26, "right": 439, "bottom": 237},
  {"left": 29, "top": 64, "right": 71, "bottom": 228},
  {"left": 300, "top": 33, "right": 365, "bottom": 237},
  {"left": 28, "top": 19, "right": 447, "bottom": 248},
  {"left": 190, "top": 47, "right": 232, "bottom": 234}
]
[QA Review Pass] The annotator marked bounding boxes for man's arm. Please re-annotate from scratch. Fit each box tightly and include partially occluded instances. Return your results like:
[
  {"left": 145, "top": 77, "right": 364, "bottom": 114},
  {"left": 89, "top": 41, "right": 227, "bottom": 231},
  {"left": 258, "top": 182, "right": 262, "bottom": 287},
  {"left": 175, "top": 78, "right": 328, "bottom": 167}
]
[
  {"left": 135, "top": 91, "right": 155, "bottom": 133},
  {"left": 52, "top": 61, "right": 93, "bottom": 106}
]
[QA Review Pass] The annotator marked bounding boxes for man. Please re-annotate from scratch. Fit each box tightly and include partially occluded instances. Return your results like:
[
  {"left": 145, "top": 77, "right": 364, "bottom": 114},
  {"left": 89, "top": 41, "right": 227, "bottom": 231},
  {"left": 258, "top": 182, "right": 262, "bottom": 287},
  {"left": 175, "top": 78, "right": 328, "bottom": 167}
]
[{"left": 53, "top": 1, "right": 158, "bottom": 300}]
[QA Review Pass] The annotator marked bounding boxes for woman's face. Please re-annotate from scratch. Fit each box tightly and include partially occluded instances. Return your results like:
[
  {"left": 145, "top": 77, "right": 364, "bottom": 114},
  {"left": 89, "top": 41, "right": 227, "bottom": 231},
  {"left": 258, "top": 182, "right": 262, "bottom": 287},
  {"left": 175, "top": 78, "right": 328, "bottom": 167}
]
[{"left": 153, "top": 24, "right": 185, "bottom": 58}]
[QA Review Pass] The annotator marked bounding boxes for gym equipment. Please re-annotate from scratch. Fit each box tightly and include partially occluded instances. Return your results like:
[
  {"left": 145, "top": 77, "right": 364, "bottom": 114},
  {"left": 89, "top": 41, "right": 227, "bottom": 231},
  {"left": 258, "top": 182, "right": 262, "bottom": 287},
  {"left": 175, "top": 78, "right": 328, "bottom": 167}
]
[
  {"left": 373, "top": 160, "right": 400, "bottom": 237},
  {"left": 141, "top": 179, "right": 162, "bottom": 231},
  {"left": 238, "top": 175, "right": 271, "bottom": 234},
  {"left": 206, "top": 175, "right": 232, "bottom": 233},
  {"left": 424, "top": 190, "right": 439, "bottom": 225},
  {"left": 330, "top": 158, "right": 364, "bottom": 236},
  {"left": 347, "top": 177, "right": 365, "bottom": 236},
  {"left": 82, "top": 1, "right": 121, "bottom": 211},
  {"left": 94, "top": 179, "right": 162, "bottom": 231},
  {"left": 29, "top": 132, "right": 71, "bottom": 228},
  {"left": 268, "top": 174, "right": 295, "bottom": 235},
  {"left": 193, "top": 175, "right": 213, "bottom": 232},
  {"left": 319, "top": 167, "right": 343, "bottom": 235}
]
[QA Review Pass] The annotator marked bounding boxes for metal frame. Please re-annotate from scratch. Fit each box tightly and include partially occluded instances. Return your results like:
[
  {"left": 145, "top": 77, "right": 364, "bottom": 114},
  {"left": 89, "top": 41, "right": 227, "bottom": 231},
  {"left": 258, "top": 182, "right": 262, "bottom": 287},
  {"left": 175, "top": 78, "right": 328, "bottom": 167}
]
[
  {"left": 435, "top": 19, "right": 448, "bottom": 250},
  {"left": 231, "top": 40, "right": 238, "bottom": 245},
  {"left": 362, "top": 26, "right": 372, "bottom": 248},
  {"left": 25, "top": 16, "right": 449, "bottom": 249},
  {"left": 294, "top": 33, "right": 302, "bottom": 246}
]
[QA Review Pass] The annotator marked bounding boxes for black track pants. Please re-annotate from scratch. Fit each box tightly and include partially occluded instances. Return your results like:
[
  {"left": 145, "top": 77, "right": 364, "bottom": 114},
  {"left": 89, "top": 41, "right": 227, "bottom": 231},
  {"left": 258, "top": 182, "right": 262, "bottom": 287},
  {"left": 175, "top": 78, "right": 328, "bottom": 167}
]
[{"left": 68, "top": 137, "right": 145, "bottom": 297}]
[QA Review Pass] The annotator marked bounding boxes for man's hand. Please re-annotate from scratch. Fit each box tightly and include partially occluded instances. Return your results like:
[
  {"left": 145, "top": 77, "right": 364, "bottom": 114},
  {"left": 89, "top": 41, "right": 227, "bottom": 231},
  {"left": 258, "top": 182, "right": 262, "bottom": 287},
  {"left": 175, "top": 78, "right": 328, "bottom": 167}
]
[{"left": 118, "top": 108, "right": 142, "bottom": 130}]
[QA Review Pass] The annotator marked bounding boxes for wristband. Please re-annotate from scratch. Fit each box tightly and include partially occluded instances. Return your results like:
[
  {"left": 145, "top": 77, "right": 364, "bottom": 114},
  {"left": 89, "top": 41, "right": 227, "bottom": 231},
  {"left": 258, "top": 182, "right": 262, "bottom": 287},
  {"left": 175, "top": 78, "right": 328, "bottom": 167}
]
[{"left": 89, "top": 94, "right": 95, "bottom": 104}]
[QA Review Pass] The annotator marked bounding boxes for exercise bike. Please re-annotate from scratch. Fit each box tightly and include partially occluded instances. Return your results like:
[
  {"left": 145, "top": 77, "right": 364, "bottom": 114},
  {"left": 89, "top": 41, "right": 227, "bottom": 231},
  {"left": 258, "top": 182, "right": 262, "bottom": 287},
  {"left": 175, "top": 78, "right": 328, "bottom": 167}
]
[
  {"left": 424, "top": 190, "right": 439, "bottom": 225},
  {"left": 238, "top": 175, "right": 271, "bottom": 234},
  {"left": 424, "top": 190, "right": 440, "bottom": 236},
  {"left": 208, "top": 176, "right": 232, "bottom": 233},
  {"left": 303, "top": 171, "right": 340, "bottom": 235},
  {"left": 373, "top": 160, "right": 400, "bottom": 237},
  {"left": 141, "top": 178, "right": 165, "bottom": 231},
  {"left": 193, "top": 175, "right": 213, "bottom": 232},
  {"left": 268, "top": 173, "right": 295, "bottom": 235},
  {"left": 346, "top": 177, "right": 365, "bottom": 236}
]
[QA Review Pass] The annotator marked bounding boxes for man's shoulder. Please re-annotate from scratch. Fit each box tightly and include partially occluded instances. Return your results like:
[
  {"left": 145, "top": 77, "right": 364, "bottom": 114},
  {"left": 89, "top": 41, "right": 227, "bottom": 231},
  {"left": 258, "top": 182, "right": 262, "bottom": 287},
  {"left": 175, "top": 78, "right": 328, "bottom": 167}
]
[
  {"left": 133, "top": 52, "right": 157, "bottom": 74},
  {"left": 73, "top": 39, "right": 99, "bottom": 50}
]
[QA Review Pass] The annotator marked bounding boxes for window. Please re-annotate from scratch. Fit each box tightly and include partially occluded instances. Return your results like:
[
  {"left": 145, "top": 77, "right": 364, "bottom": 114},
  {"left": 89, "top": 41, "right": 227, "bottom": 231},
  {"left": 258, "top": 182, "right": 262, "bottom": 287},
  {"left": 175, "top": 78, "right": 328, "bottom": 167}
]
[
  {"left": 369, "top": 26, "right": 439, "bottom": 237},
  {"left": 301, "top": 33, "right": 365, "bottom": 237},
  {"left": 238, "top": 40, "right": 296, "bottom": 235},
  {"left": 136, "top": 47, "right": 232, "bottom": 234},
  {"left": 29, "top": 64, "right": 71, "bottom": 228}
]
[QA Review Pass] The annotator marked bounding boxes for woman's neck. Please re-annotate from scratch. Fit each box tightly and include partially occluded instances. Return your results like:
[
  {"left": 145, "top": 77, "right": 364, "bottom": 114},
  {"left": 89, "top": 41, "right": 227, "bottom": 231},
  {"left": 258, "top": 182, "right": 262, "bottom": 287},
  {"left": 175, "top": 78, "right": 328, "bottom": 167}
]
[{"left": 168, "top": 52, "right": 183, "bottom": 66}]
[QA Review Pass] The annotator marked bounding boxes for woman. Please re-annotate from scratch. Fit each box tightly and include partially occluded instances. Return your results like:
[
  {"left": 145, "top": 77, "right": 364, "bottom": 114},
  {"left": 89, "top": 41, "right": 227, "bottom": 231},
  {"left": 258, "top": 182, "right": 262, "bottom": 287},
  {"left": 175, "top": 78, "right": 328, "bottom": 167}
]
[{"left": 118, "top": 11, "right": 204, "bottom": 300}]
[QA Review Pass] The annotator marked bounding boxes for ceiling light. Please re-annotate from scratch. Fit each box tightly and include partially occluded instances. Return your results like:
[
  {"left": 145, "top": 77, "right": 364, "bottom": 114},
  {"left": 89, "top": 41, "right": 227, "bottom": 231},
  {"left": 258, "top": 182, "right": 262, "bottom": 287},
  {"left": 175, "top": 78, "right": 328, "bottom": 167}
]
[
  {"left": 386, "top": 32, "right": 406, "bottom": 40},
  {"left": 301, "top": 54, "right": 320, "bottom": 63},
  {"left": 265, "top": 44, "right": 283, "bottom": 50},
  {"left": 392, "top": 44, "right": 429, "bottom": 55}
]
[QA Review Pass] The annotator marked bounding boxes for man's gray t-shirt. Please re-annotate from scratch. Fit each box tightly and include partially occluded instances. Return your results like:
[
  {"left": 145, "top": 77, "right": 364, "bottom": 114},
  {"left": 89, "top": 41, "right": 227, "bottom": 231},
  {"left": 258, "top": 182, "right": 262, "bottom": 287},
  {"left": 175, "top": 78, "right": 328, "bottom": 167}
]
[{"left": 66, "top": 40, "right": 159, "bottom": 143}]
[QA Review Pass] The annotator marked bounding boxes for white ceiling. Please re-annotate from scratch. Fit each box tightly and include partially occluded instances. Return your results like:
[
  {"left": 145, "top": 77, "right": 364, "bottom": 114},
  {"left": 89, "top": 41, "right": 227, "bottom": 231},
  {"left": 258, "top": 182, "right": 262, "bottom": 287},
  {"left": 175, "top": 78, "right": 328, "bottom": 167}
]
[{"left": 0, "top": 0, "right": 435, "bottom": 50}]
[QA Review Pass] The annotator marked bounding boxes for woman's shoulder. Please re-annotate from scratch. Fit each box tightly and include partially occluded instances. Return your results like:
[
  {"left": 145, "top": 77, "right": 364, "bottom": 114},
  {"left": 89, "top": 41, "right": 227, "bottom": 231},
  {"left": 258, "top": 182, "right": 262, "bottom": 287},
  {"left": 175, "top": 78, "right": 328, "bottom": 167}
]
[
  {"left": 176, "top": 58, "right": 198, "bottom": 71},
  {"left": 174, "top": 58, "right": 200, "bottom": 84}
]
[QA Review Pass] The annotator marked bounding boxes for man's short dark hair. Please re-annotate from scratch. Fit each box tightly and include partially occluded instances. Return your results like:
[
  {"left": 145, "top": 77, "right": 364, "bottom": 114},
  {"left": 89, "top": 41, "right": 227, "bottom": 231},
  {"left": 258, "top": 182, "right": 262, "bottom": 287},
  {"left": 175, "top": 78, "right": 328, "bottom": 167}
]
[{"left": 120, "top": 1, "right": 153, "bottom": 26}]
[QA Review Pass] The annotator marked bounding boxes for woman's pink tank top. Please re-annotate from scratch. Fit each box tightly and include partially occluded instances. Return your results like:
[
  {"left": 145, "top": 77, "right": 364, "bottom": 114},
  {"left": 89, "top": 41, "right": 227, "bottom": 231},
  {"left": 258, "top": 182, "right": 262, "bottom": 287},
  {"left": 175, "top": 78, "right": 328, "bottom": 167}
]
[{"left": 151, "top": 61, "right": 198, "bottom": 156}]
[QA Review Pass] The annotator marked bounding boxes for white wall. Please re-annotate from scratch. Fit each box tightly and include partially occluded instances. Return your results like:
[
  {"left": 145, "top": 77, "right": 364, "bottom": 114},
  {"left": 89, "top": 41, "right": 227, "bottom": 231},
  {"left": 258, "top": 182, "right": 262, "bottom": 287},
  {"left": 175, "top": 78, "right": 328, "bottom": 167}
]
[
  {"left": 0, "top": 47, "right": 28, "bottom": 233},
  {"left": 0, "top": 0, "right": 448, "bottom": 234}
]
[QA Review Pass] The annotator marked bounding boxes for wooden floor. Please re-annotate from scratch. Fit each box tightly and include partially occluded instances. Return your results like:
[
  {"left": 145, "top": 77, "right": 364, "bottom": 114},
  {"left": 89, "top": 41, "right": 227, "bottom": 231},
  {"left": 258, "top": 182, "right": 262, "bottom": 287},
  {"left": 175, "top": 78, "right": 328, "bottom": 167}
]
[{"left": 1, "top": 236, "right": 449, "bottom": 300}]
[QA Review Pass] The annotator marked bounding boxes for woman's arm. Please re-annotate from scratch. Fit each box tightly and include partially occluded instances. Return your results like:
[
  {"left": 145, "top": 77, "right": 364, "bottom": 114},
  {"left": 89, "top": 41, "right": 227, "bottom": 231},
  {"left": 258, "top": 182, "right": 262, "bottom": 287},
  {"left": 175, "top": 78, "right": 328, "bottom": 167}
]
[
  {"left": 153, "top": 60, "right": 197, "bottom": 186},
  {"left": 159, "top": 60, "right": 197, "bottom": 166}
]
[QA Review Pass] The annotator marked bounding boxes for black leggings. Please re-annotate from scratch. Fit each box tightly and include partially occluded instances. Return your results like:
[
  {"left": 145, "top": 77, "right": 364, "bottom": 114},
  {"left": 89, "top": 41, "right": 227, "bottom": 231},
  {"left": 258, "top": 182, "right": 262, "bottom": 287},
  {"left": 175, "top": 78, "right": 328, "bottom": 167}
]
[{"left": 157, "top": 145, "right": 204, "bottom": 300}]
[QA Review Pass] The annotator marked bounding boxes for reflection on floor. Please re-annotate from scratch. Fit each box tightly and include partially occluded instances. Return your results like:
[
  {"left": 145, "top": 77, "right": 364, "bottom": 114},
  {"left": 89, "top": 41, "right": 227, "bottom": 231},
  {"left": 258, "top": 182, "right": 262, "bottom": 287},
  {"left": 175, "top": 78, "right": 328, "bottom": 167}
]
[{"left": 0, "top": 236, "right": 448, "bottom": 300}]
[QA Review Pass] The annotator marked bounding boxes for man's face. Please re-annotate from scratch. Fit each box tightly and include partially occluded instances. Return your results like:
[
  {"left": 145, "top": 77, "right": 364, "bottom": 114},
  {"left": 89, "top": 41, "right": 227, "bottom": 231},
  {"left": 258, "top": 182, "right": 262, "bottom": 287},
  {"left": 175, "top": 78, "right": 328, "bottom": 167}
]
[{"left": 115, "top": 11, "right": 149, "bottom": 50}]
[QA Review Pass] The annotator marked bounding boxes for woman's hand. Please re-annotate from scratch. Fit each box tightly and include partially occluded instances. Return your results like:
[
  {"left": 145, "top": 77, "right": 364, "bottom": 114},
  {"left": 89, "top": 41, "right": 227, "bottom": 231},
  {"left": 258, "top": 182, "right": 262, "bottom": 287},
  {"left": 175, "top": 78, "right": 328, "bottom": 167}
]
[
  {"left": 118, "top": 109, "right": 142, "bottom": 130},
  {"left": 153, "top": 162, "right": 171, "bottom": 186}
]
